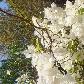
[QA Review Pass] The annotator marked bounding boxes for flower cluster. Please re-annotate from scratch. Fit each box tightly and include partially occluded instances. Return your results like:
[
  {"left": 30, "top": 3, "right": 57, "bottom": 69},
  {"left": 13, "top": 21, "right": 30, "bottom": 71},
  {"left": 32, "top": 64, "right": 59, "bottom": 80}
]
[
  {"left": 23, "top": 45, "right": 75, "bottom": 84},
  {"left": 23, "top": 0, "right": 84, "bottom": 84}
]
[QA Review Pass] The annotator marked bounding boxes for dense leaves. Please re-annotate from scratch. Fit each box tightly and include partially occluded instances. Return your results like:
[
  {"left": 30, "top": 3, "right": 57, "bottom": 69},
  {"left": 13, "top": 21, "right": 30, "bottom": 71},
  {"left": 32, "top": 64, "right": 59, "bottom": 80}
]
[
  {"left": 67, "top": 38, "right": 79, "bottom": 53},
  {"left": 70, "top": 59, "right": 84, "bottom": 84},
  {"left": 0, "top": 41, "right": 38, "bottom": 84}
]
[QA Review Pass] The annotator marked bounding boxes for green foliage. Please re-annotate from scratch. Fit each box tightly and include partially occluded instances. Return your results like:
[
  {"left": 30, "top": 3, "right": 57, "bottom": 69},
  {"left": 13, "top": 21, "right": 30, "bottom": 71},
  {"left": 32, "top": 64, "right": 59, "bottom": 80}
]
[
  {"left": 34, "top": 38, "right": 43, "bottom": 53},
  {"left": 68, "top": 38, "right": 84, "bottom": 84},
  {"left": 0, "top": 18, "right": 34, "bottom": 45},
  {"left": 0, "top": 41, "right": 38, "bottom": 84},
  {"left": 8, "top": 0, "right": 52, "bottom": 18},
  {"left": 31, "top": 36, "right": 44, "bottom": 53},
  {"left": 0, "top": 0, "right": 51, "bottom": 45},
  {"left": 78, "top": 8, "right": 84, "bottom": 15},
  {"left": 8, "top": 41, "right": 27, "bottom": 55},
  {"left": 69, "top": 59, "right": 84, "bottom": 84},
  {"left": 67, "top": 38, "right": 79, "bottom": 53},
  {"left": 69, "top": 50, "right": 84, "bottom": 84}
]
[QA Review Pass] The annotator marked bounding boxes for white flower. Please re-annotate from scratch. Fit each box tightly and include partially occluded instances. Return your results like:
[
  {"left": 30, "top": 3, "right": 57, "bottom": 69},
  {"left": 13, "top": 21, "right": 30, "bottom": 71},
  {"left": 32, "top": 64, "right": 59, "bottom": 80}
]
[
  {"left": 15, "top": 73, "right": 29, "bottom": 83},
  {"left": 49, "top": 57, "right": 55, "bottom": 64},
  {"left": 71, "top": 22, "right": 84, "bottom": 44},
  {"left": 22, "top": 45, "right": 35, "bottom": 58},
  {"left": 64, "top": 0, "right": 77, "bottom": 26},
  {"left": 75, "top": 0, "right": 84, "bottom": 5},
  {"left": 7, "top": 70, "right": 11, "bottom": 75},
  {"left": 32, "top": 16, "right": 40, "bottom": 27},
  {"left": 30, "top": 1, "right": 84, "bottom": 84}
]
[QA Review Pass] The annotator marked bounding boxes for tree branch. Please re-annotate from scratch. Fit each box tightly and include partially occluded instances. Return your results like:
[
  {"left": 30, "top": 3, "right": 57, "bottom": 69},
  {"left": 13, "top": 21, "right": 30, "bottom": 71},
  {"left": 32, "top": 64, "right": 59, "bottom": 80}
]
[{"left": 0, "top": 8, "right": 29, "bottom": 22}]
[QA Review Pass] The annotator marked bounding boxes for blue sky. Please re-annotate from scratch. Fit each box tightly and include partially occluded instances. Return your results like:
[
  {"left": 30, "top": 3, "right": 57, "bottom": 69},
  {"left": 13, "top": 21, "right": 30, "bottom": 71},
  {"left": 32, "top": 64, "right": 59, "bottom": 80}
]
[
  {"left": 0, "top": 0, "right": 9, "bottom": 10},
  {"left": 0, "top": 0, "right": 9, "bottom": 66}
]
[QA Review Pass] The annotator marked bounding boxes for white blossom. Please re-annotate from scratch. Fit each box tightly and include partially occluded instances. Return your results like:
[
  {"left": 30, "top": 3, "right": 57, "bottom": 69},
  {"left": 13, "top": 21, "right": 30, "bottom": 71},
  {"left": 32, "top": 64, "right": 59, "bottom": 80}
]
[
  {"left": 15, "top": 73, "right": 30, "bottom": 84},
  {"left": 24, "top": 0, "right": 84, "bottom": 84},
  {"left": 7, "top": 70, "right": 11, "bottom": 75},
  {"left": 22, "top": 45, "right": 35, "bottom": 58}
]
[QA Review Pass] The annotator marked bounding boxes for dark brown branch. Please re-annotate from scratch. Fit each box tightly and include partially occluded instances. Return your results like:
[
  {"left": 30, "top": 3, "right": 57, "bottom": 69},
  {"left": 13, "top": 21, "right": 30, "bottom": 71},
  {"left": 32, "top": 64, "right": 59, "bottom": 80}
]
[{"left": 0, "top": 8, "right": 29, "bottom": 22}]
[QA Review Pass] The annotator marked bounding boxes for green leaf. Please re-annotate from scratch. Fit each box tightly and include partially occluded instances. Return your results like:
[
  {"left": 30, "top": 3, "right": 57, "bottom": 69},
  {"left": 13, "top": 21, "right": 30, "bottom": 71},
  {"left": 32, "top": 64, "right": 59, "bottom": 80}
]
[
  {"left": 67, "top": 38, "right": 79, "bottom": 53},
  {"left": 78, "top": 8, "right": 84, "bottom": 15},
  {"left": 35, "top": 38, "right": 43, "bottom": 53}
]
